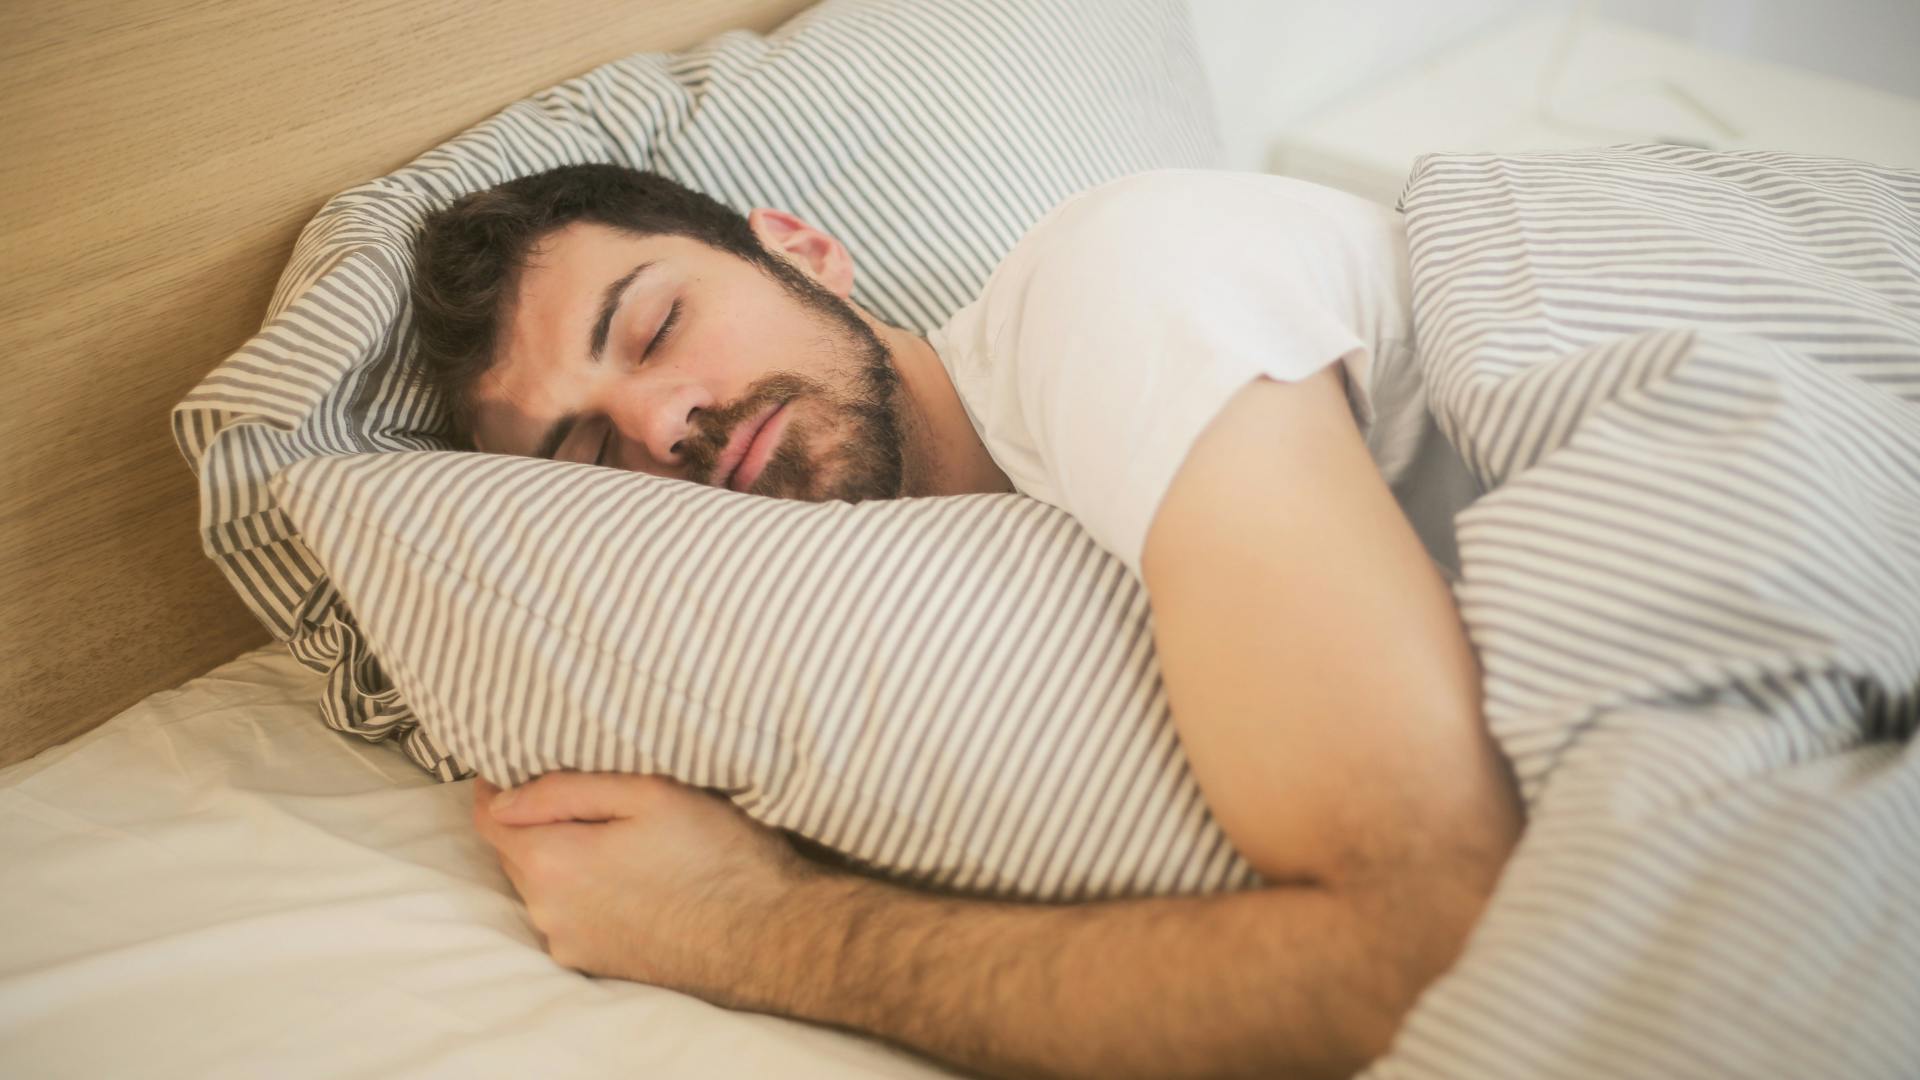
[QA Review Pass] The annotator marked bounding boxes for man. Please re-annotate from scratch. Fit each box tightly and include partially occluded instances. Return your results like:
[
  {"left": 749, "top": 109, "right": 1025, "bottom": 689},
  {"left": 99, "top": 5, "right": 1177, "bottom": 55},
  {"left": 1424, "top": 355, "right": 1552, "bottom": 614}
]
[{"left": 412, "top": 163, "right": 1523, "bottom": 1079}]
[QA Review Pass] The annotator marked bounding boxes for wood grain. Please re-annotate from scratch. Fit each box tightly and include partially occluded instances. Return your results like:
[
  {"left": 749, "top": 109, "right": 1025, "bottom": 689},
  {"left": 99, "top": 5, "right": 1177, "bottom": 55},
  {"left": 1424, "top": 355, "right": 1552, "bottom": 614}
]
[{"left": 0, "top": 0, "right": 815, "bottom": 770}]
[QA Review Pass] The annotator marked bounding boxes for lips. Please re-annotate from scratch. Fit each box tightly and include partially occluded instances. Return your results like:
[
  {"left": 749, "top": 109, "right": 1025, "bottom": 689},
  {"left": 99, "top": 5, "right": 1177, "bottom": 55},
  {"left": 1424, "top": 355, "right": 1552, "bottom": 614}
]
[{"left": 718, "top": 402, "right": 782, "bottom": 491}]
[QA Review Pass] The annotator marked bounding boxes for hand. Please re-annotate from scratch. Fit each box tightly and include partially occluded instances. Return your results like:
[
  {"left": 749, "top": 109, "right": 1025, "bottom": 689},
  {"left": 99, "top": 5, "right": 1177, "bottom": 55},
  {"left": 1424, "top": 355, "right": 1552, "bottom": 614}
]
[{"left": 471, "top": 771, "right": 820, "bottom": 1004}]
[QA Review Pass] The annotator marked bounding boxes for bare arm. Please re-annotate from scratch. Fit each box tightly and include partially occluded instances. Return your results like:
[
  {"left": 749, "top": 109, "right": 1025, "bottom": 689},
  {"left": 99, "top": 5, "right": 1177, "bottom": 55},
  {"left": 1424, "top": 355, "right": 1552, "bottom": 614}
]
[
  {"left": 740, "top": 366, "right": 1520, "bottom": 1077},
  {"left": 709, "top": 854, "right": 1475, "bottom": 1080},
  {"left": 1141, "top": 366, "right": 1521, "bottom": 893},
  {"left": 477, "top": 365, "right": 1521, "bottom": 1079}
]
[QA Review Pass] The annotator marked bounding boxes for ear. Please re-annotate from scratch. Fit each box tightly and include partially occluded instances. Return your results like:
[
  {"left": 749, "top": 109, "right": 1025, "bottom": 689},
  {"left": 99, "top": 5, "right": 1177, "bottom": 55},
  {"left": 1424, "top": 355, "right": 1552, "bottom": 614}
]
[{"left": 747, "top": 207, "right": 856, "bottom": 298}]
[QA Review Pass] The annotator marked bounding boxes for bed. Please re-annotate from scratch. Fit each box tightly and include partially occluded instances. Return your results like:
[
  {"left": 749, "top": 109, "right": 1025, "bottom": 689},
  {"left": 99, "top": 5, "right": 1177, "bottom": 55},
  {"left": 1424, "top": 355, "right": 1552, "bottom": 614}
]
[
  {"left": 0, "top": 642, "right": 952, "bottom": 1076},
  {"left": 6, "top": 1, "right": 1920, "bottom": 1077}
]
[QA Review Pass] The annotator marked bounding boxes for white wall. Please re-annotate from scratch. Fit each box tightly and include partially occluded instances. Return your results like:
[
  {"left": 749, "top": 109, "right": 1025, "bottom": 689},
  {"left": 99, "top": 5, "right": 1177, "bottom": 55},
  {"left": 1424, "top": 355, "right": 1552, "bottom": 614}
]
[
  {"left": 1188, "top": 0, "right": 1532, "bottom": 171},
  {"left": 1187, "top": 0, "right": 1920, "bottom": 172},
  {"left": 1590, "top": 0, "right": 1920, "bottom": 100}
]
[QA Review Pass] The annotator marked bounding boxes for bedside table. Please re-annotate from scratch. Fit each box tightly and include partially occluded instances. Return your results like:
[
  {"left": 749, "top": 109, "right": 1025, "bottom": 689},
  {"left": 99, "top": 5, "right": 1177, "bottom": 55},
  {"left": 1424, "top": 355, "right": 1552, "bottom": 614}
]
[{"left": 1270, "top": 10, "right": 1920, "bottom": 207}]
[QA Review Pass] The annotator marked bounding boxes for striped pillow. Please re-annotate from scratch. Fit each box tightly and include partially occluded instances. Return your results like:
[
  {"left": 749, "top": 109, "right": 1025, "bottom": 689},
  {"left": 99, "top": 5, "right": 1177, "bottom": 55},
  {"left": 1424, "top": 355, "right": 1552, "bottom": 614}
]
[
  {"left": 172, "top": 0, "right": 1221, "bottom": 781},
  {"left": 273, "top": 451, "right": 1262, "bottom": 899}
]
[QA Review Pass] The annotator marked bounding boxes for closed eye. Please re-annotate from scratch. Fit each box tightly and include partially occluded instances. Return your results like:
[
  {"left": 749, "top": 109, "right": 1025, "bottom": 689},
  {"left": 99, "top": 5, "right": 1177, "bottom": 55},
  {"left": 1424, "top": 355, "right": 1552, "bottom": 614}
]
[
  {"left": 646, "top": 299, "right": 682, "bottom": 358},
  {"left": 593, "top": 423, "right": 613, "bottom": 467}
]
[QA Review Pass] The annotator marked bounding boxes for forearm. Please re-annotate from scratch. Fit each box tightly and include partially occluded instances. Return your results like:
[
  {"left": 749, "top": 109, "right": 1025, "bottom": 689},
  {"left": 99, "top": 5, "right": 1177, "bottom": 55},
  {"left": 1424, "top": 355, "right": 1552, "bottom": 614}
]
[{"left": 727, "top": 858, "right": 1499, "bottom": 1080}]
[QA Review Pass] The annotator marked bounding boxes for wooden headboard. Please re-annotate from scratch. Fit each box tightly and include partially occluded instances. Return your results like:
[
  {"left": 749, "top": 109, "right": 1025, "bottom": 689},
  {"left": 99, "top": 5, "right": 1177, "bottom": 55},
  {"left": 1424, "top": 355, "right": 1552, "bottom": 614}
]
[{"left": 0, "top": 0, "right": 815, "bottom": 769}]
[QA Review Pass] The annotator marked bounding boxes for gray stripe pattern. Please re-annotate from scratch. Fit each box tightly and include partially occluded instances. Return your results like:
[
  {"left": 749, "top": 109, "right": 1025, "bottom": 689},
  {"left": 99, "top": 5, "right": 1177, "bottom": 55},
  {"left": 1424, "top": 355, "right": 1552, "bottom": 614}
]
[
  {"left": 1367, "top": 146, "right": 1920, "bottom": 1079},
  {"left": 170, "top": 0, "right": 1221, "bottom": 781},
  {"left": 273, "top": 451, "right": 1261, "bottom": 900}
]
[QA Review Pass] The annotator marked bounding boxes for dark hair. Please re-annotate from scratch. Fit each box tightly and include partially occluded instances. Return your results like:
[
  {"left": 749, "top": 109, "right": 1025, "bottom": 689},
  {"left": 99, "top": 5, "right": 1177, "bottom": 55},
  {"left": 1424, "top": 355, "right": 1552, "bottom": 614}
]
[{"left": 407, "top": 164, "right": 775, "bottom": 448}]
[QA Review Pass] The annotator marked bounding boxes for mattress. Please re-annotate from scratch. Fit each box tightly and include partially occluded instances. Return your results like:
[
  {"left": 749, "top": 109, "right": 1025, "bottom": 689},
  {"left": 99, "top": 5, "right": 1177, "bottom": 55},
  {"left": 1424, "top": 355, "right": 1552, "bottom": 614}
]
[{"left": 0, "top": 644, "right": 953, "bottom": 1078}]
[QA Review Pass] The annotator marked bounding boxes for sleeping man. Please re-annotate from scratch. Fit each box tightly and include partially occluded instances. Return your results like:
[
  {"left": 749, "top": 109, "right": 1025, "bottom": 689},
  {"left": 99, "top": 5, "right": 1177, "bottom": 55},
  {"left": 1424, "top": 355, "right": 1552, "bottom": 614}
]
[{"left": 413, "top": 162, "right": 1523, "bottom": 1080}]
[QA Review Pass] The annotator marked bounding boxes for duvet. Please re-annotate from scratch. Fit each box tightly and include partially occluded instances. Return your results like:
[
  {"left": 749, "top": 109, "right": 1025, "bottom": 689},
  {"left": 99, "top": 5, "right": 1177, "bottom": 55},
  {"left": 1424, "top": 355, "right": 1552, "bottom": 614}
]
[{"left": 1367, "top": 145, "right": 1919, "bottom": 1079}]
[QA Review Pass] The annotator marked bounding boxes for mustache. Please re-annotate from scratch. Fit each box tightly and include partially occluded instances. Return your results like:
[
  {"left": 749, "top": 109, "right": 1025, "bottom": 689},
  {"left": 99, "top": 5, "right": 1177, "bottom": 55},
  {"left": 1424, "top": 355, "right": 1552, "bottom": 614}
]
[{"left": 681, "top": 372, "right": 818, "bottom": 485}]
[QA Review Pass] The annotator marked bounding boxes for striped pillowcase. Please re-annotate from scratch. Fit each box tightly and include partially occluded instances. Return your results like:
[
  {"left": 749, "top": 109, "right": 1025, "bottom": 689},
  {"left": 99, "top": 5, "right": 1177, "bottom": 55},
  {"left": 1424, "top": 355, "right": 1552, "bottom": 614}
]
[
  {"left": 273, "top": 451, "right": 1263, "bottom": 900},
  {"left": 171, "top": 0, "right": 1222, "bottom": 782}
]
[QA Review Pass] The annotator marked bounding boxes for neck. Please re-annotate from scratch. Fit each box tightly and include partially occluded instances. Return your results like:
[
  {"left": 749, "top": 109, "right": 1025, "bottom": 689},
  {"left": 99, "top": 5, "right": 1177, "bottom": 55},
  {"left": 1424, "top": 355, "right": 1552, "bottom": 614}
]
[{"left": 875, "top": 321, "right": 1014, "bottom": 498}]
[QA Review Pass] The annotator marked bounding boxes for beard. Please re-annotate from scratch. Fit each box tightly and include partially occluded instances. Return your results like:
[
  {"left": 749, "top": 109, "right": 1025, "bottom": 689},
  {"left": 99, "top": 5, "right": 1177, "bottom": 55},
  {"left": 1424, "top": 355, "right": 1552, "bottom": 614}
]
[{"left": 677, "top": 263, "right": 909, "bottom": 504}]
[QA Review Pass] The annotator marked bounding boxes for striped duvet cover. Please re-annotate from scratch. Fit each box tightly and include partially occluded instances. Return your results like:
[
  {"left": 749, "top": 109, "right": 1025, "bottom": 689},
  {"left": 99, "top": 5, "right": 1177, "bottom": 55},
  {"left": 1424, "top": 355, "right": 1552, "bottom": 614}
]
[{"left": 1365, "top": 147, "right": 1919, "bottom": 1079}]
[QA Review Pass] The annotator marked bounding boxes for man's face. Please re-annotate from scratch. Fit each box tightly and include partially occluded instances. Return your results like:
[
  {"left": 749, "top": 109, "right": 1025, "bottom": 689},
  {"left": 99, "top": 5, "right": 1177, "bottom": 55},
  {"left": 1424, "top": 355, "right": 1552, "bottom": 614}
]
[{"left": 469, "top": 221, "right": 906, "bottom": 502}]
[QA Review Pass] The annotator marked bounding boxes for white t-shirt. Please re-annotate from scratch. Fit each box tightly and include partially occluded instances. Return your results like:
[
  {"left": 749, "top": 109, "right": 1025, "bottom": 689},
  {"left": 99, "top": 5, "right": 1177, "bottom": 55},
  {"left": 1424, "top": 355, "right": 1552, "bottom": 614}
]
[{"left": 926, "top": 168, "right": 1480, "bottom": 583}]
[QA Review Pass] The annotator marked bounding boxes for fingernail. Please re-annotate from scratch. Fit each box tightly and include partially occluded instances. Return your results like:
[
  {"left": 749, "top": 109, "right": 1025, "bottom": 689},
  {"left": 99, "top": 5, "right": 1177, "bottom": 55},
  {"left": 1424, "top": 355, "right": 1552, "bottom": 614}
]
[{"left": 491, "top": 789, "right": 518, "bottom": 812}]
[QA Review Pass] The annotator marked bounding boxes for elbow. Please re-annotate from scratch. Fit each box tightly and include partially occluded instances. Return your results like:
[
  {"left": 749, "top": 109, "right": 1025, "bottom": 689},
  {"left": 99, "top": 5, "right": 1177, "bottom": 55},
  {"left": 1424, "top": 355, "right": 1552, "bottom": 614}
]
[
  {"left": 1342, "top": 856, "right": 1511, "bottom": 1073},
  {"left": 1287, "top": 847, "right": 1508, "bottom": 1079},
  {"left": 1319, "top": 783, "right": 1524, "bottom": 1071}
]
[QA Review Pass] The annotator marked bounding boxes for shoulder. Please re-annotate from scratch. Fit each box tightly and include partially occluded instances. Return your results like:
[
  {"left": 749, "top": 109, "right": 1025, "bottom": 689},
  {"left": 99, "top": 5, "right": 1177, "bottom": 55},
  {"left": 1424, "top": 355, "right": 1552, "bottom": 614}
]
[
  {"left": 1005, "top": 170, "right": 1400, "bottom": 313},
  {"left": 1023, "top": 170, "right": 1256, "bottom": 271},
  {"left": 1034, "top": 169, "right": 1395, "bottom": 252}
]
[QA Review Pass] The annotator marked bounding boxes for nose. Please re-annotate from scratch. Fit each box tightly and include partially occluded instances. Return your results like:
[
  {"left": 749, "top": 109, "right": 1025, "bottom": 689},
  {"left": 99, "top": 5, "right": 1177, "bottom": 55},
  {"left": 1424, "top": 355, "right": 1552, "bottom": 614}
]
[{"left": 604, "top": 381, "right": 712, "bottom": 478}]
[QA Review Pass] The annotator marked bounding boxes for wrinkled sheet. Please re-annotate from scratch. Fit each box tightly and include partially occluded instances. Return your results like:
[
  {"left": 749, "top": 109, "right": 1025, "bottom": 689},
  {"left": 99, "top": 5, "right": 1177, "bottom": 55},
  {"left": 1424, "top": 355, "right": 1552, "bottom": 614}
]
[{"left": 0, "top": 645, "right": 952, "bottom": 1079}]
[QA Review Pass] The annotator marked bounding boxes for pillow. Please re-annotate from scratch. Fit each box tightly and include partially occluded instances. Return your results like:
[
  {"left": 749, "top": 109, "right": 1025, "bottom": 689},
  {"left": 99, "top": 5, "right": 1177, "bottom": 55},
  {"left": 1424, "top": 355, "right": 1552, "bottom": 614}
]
[
  {"left": 274, "top": 450, "right": 1261, "bottom": 899},
  {"left": 172, "top": 0, "right": 1222, "bottom": 781}
]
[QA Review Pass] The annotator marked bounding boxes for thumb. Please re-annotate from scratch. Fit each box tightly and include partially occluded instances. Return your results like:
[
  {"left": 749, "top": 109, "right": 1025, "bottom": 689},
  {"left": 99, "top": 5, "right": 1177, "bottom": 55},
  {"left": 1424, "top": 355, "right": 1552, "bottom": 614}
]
[{"left": 488, "top": 770, "right": 652, "bottom": 826}]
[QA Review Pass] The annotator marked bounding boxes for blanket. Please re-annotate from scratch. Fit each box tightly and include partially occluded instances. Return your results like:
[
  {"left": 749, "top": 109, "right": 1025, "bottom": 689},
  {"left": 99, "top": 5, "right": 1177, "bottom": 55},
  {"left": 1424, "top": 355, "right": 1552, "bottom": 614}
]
[{"left": 1368, "top": 146, "right": 1920, "bottom": 1079}]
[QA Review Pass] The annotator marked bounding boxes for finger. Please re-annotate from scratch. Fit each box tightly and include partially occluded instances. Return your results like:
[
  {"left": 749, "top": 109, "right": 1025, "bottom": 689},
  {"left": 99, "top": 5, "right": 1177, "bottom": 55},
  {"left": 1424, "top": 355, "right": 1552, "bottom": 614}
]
[
  {"left": 472, "top": 776, "right": 505, "bottom": 833},
  {"left": 471, "top": 775, "right": 538, "bottom": 849},
  {"left": 467, "top": 808, "right": 530, "bottom": 896},
  {"left": 487, "top": 770, "right": 678, "bottom": 827}
]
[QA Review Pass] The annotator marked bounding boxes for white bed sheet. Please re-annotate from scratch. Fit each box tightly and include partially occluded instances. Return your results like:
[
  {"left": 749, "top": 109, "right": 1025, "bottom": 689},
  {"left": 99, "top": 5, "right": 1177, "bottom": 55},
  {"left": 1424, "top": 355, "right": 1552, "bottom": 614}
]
[{"left": 0, "top": 644, "right": 955, "bottom": 1079}]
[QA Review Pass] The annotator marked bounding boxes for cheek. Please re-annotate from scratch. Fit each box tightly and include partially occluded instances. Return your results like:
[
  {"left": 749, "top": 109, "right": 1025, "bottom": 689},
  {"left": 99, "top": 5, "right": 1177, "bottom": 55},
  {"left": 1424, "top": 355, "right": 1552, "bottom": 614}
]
[
  {"left": 700, "top": 319, "right": 795, "bottom": 389},
  {"left": 726, "top": 293, "right": 838, "bottom": 371}
]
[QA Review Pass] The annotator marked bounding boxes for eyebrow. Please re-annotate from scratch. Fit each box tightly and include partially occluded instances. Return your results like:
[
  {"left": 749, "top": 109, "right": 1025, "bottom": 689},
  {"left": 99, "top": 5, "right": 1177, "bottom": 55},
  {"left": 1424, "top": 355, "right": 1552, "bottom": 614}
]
[{"left": 528, "top": 260, "right": 656, "bottom": 460}]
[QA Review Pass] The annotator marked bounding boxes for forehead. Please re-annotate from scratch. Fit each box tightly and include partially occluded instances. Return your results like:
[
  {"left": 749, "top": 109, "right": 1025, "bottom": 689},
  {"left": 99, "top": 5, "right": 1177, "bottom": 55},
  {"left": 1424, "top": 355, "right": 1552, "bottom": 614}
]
[{"left": 516, "top": 221, "right": 685, "bottom": 304}]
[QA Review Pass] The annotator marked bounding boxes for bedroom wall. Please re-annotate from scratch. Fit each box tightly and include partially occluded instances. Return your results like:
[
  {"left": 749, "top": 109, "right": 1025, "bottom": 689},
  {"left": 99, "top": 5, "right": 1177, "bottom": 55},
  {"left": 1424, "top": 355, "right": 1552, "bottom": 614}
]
[
  {"left": 1188, "top": 0, "right": 1920, "bottom": 172},
  {"left": 1188, "top": 0, "right": 1532, "bottom": 172},
  {"left": 1591, "top": 0, "right": 1920, "bottom": 99}
]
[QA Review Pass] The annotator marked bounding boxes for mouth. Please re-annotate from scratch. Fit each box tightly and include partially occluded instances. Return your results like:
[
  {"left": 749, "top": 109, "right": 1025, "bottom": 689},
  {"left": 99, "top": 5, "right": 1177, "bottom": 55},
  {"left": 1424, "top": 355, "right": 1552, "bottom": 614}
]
[{"left": 718, "top": 401, "right": 786, "bottom": 492}]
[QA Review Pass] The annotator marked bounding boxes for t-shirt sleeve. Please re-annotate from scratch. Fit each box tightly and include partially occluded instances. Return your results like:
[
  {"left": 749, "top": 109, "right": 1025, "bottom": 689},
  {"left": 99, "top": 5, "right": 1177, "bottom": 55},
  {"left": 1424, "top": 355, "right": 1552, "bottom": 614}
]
[{"left": 1008, "top": 180, "right": 1374, "bottom": 582}]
